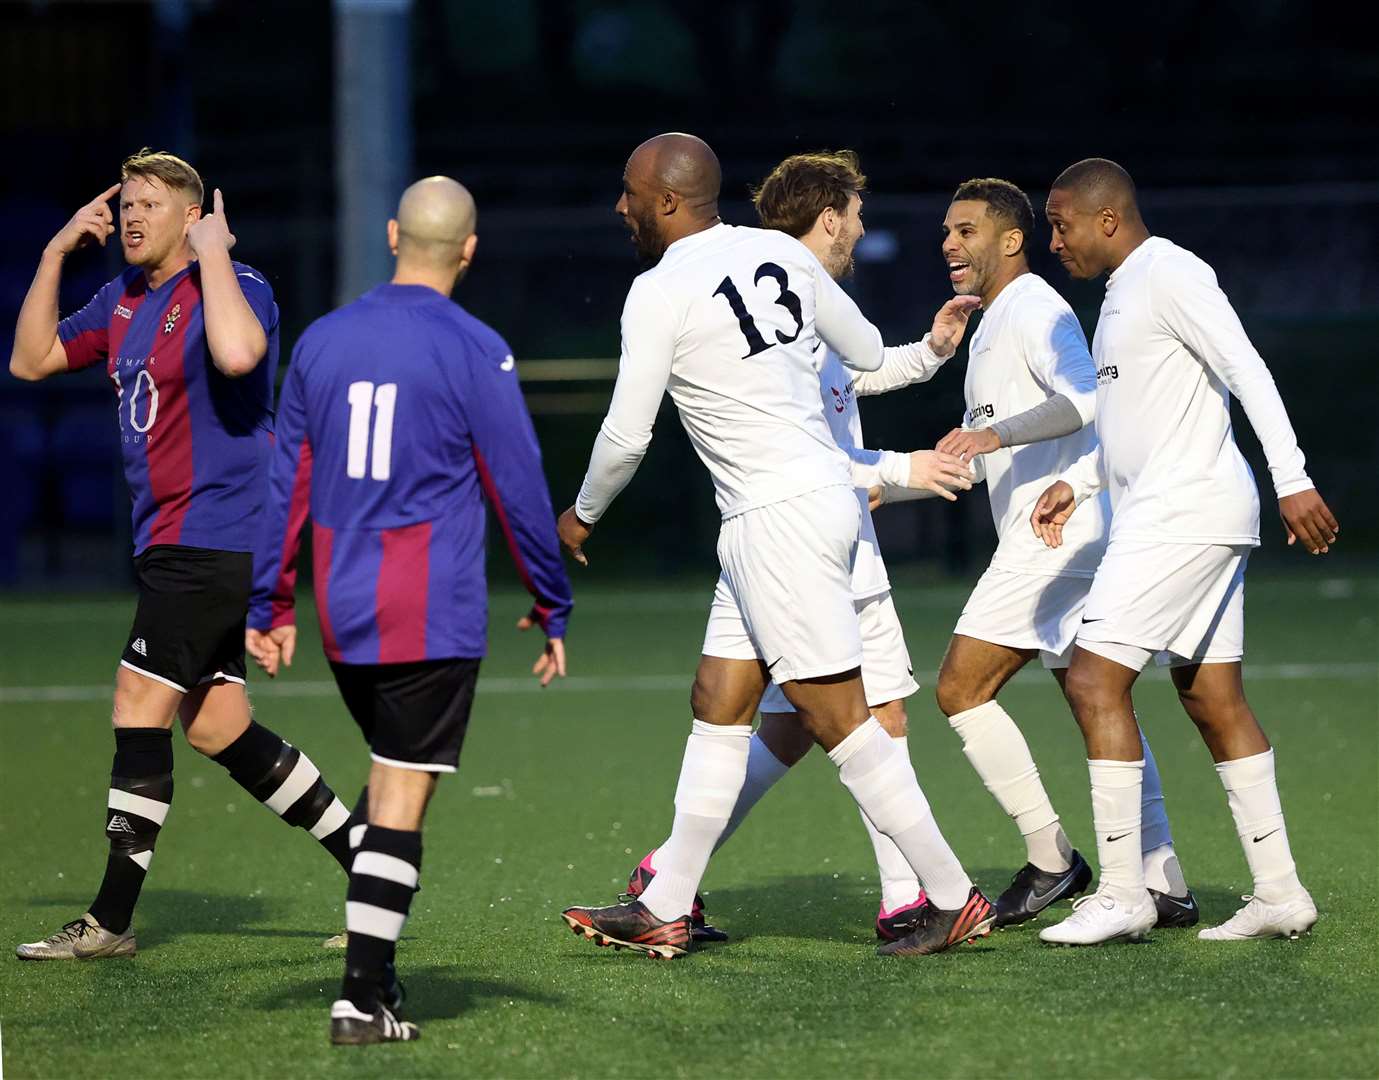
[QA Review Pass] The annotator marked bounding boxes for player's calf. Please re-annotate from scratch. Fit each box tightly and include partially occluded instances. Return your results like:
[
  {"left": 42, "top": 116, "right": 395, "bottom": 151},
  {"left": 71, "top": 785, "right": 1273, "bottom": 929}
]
[{"left": 210, "top": 721, "right": 353, "bottom": 870}]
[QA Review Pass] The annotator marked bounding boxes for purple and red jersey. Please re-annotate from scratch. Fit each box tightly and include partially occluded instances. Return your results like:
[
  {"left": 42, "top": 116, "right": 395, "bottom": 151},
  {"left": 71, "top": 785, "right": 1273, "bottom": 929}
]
[
  {"left": 249, "top": 283, "right": 573, "bottom": 665},
  {"left": 57, "top": 262, "right": 280, "bottom": 555}
]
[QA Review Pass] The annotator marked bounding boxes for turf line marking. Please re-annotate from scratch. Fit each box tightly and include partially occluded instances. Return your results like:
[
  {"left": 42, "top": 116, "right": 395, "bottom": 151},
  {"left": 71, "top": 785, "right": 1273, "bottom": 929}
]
[{"left": 1, "top": 661, "right": 1373, "bottom": 705}]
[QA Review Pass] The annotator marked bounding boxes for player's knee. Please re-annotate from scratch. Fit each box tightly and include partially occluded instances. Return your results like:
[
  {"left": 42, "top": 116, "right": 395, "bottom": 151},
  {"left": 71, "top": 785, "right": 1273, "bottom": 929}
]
[
  {"left": 934, "top": 672, "right": 982, "bottom": 717},
  {"left": 1062, "top": 662, "right": 1108, "bottom": 720}
]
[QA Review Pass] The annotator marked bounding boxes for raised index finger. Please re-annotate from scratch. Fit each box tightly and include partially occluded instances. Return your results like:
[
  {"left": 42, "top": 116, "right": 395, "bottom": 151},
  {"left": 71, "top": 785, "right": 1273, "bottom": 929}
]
[
  {"left": 93, "top": 182, "right": 122, "bottom": 206},
  {"left": 213, "top": 187, "right": 225, "bottom": 215}
]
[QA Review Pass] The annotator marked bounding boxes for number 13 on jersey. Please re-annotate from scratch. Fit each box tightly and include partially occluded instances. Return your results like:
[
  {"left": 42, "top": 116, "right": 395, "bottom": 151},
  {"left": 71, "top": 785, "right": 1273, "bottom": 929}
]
[
  {"left": 713, "top": 261, "right": 804, "bottom": 358},
  {"left": 346, "top": 380, "right": 397, "bottom": 481}
]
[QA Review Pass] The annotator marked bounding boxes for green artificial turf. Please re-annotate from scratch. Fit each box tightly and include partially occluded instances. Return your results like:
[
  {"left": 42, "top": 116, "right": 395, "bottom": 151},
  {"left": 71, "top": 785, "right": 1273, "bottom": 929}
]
[{"left": 1, "top": 567, "right": 1376, "bottom": 1078}]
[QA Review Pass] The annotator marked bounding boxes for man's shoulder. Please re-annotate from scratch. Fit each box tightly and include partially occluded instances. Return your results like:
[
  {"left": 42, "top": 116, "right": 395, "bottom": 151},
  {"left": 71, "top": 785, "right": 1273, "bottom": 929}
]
[
  {"left": 229, "top": 261, "right": 272, "bottom": 293},
  {"left": 1142, "top": 237, "right": 1217, "bottom": 294},
  {"left": 439, "top": 299, "right": 511, "bottom": 360}
]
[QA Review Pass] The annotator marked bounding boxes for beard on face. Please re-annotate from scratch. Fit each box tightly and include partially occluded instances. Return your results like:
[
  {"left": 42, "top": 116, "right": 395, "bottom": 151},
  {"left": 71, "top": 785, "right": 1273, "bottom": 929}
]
[
  {"left": 629, "top": 203, "right": 665, "bottom": 268},
  {"left": 827, "top": 232, "right": 856, "bottom": 280}
]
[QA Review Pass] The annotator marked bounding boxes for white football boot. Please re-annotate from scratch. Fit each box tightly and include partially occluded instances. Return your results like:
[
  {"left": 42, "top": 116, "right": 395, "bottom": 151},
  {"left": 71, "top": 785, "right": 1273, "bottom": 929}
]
[
  {"left": 1198, "top": 891, "right": 1318, "bottom": 941},
  {"left": 1039, "top": 888, "right": 1157, "bottom": 946}
]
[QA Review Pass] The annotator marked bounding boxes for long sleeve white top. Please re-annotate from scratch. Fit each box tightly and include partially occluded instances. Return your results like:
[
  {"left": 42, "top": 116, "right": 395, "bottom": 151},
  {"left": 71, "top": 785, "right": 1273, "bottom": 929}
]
[
  {"left": 575, "top": 223, "right": 885, "bottom": 524},
  {"left": 961, "top": 273, "right": 1108, "bottom": 577},
  {"left": 1064, "top": 236, "right": 1311, "bottom": 545}
]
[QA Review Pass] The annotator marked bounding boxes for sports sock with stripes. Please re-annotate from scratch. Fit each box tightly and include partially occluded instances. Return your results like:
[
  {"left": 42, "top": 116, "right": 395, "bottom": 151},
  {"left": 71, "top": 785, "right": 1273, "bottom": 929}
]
[
  {"left": 342, "top": 825, "right": 421, "bottom": 1013},
  {"left": 1215, "top": 748, "right": 1303, "bottom": 903},
  {"left": 89, "top": 727, "right": 173, "bottom": 934},
  {"left": 947, "top": 701, "right": 1070, "bottom": 872},
  {"left": 212, "top": 722, "right": 352, "bottom": 870},
  {"left": 830, "top": 718, "right": 972, "bottom": 910},
  {"left": 639, "top": 721, "right": 753, "bottom": 921}
]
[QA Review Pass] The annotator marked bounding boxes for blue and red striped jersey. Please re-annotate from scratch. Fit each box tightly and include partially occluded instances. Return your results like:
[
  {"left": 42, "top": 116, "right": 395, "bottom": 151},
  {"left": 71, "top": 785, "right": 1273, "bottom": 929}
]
[
  {"left": 57, "top": 262, "right": 279, "bottom": 555},
  {"left": 249, "top": 283, "right": 573, "bottom": 664}
]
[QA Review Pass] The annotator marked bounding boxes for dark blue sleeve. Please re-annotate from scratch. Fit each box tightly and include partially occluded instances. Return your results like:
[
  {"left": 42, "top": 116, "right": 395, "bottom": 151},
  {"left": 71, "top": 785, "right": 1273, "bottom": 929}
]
[
  {"left": 461, "top": 343, "right": 573, "bottom": 638},
  {"left": 249, "top": 347, "right": 312, "bottom": 631},
  {"left": 233, "top": 265, "right": 279, "bottom": 336},
  {"left": 56, "top": 278, "right": 118, "bottom": 371}
]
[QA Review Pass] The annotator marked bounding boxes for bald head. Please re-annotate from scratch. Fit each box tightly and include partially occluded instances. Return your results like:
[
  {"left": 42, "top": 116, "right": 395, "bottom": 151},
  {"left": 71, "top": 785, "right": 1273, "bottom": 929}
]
[
  {"left": 394, "top": 176, "right": 476, "bottom": 267},
  {"left": 1050, "top": 158, "right": 1141, "bottom": 221},
  {"left": 629, "top": 132, "right": 721, "bottom": 216}
]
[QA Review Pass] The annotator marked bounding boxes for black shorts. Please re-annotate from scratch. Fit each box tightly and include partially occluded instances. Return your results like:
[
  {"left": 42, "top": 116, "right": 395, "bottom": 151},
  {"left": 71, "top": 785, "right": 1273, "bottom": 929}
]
[
  {"left": 121, "top": 545, "right": 250, "bottom": 693},
  {"left": 330, "top": 657, "right": 481, "bottom": 773}
]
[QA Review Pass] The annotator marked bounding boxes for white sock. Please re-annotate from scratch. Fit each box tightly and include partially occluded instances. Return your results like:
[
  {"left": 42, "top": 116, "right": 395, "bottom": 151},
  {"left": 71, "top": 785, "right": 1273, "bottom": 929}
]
[
  {"left": 948, "top": 701, "right": 1067, "bottom": 872},
  {"left": 649, "top": 733, "right": 791, "bottom": 870},
  {"left": 1138, "top": 726, "right": 1186, "bottom": 894},
  {"left": 1215, "top": 748, "right": 1303, "bottom": 903},
  {"left": 1143, "top": 843, "right": 1187, "bottom": 897},
  {"left": 830, "top": 718, "right": 971, "bottom": 910},
  {"left": 1088, "top": 758, "right": 1146, "bottom": 905},
  {"left": 639, "top": 721, "right": 753, "bottom": 922},
  {"left": 859, "top": 736, "right": 923, "bottom": 912},
  {"left": 710, "top": 733, "right": 791, "bottom": 855}
]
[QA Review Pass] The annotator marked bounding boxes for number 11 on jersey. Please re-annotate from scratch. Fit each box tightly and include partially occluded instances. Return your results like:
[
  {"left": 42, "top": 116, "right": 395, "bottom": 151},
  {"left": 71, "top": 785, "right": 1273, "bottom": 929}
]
[{"left": 346, "top": 380, "right": 397, "bottom": 481}]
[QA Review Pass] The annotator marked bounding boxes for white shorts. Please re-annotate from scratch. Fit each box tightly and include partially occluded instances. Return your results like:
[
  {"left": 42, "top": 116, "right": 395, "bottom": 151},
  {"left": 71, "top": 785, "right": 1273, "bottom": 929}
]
[
  {"left": 705, "top": 583, "right": 918, "bottom": 711},
  {"left": 952, "top": 566, "right": 1093, "bottom": 670},
  {"left": 708, "top": 485, "right": 863, "bottom": 685},
  {"left": 1075, "top": 540, "right": 1250, "bottom": 672}
]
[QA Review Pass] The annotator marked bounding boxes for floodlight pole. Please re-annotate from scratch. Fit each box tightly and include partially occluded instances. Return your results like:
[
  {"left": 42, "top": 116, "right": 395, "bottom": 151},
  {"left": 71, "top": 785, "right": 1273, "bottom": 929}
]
[{"left": 334, "top": 0, "right": 414, "bottom": 305}]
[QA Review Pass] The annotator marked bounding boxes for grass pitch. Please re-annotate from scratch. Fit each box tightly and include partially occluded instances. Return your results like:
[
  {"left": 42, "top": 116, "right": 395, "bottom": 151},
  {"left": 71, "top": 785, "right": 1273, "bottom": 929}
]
[{"left": 1, "top": 565, "right": 1376, "bottom": 1078}]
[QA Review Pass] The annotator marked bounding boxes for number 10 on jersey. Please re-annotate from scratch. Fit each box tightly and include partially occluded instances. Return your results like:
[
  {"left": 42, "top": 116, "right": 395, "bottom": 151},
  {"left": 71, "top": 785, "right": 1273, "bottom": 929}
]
[{"left": 346, "top": 380, "right": 397, "bottom": 481}]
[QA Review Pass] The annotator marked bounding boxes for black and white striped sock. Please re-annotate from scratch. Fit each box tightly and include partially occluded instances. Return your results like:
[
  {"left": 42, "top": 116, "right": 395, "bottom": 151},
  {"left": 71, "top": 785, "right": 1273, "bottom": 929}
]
[
  {"left": 89, "top": 728, "right": 173, "bottom": 934},
  {"left": 342, "top": 825, "right": 421, "bottom": 1013},
  {"left": 212, "top": 722, "right": 352, "bottom": 871}
]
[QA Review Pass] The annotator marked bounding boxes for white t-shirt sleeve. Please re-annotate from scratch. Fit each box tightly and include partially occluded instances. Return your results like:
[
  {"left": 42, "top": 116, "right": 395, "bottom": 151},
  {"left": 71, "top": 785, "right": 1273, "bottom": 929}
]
[
  {"left": 1060, "top": 443, "right": 1105, "bottom": 505},
  {"left": 851, "top": 335, "right": 950, "bottom": 396},
  {"left": 1151, "top": 254, "right": 1312, "bottom": 498},
  {"left": 813, "top": 264, "right": 884, "bottom": 372},
  {"left": 1028, "top": 306, "right": 1097, "bottom": 426},
  {"left": 574, "top": 278, "right": 676, "bottom": 524}
]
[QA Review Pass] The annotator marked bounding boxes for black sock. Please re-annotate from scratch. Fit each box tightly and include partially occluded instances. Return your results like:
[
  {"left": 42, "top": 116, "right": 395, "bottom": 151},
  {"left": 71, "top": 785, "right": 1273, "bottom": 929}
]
[
  {"left": 341, "top": 825, "right": 422, "bottom": 1013},
  {"left": 212, "top": 722, "right": 352, "bottom": 871},
  {"left": 89, "top": 728, "right": 173, "bottom": 934}
]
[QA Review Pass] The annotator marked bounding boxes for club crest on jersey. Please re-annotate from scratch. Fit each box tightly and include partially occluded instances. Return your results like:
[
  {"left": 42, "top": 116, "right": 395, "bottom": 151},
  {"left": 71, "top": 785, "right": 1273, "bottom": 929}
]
[
  {"left": 830, "top": 382, "right": 856, "bottom": 414},
  {"left": 163, "top": 303, "right": 181, "bottom": 334}
]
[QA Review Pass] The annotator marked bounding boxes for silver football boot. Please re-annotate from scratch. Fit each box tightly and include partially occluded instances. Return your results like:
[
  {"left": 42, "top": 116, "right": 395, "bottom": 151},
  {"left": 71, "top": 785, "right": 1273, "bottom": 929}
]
[{"left": 17, "top": 913, "right": 136, "bottom": 960}]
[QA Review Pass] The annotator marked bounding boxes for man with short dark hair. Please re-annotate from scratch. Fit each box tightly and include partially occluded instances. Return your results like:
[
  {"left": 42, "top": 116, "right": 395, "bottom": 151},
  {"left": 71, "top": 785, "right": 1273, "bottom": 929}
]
[
  {"left": 249, "top": 175, "right": 573, "bottom": 1044},
  {"left": 10, "top": 149, "right": 355, "bottom": 961},
  {"left": 1032, "top": 157, "right": 1336, "bottom": 945},
  {"left": 913, "top": 176, "right": 1197, "bottom": 931}
]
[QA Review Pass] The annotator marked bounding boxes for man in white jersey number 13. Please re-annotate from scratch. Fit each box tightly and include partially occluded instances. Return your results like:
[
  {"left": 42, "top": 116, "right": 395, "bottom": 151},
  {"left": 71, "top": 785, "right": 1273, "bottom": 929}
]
[
  {"left": 888, "top": 177, "right": 1199, "bottom": 932},
  {"left": 620, "top": 151, "right": 979, "bottom": 947},
  {"left": 1032, "top": 158, "right": 1339, "bottom": 946},
  {"left": 557, "top": 133, "right": 994, "bottom": 959}
]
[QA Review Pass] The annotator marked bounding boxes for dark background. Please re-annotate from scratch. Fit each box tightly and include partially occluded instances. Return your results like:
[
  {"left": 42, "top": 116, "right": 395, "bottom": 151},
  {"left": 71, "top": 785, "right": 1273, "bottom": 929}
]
[{"left": 2, "top": 0, "right": 1375, "bottom": 589}]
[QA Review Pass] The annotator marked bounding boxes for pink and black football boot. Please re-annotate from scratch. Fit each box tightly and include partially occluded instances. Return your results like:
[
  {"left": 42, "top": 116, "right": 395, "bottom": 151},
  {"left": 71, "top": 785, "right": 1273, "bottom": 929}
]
[
  {"left": 875, "top": 892, "right": 929, "bottom": 942},
  {"left": 624, "top": 850, "right": 729, "bottom": 943}
]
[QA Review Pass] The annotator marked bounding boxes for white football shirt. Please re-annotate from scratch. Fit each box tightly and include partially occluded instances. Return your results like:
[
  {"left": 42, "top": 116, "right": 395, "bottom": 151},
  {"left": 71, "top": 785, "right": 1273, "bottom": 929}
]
[
  {"left": 962, "top": 273, "right": 1105, "bottom": 577},
  {"left": 576, "top": 223, "right": 885, "bottom": 523},
  {"left": 822, "top": 335, "right": 952, "bottom": 598},
  {"left": 1062, "top": 237, "right": 1312, "bottom": 545}
]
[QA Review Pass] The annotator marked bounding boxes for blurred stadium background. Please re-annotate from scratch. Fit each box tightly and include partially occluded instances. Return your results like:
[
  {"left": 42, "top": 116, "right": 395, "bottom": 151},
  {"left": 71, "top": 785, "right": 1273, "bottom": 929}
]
[{"left": 1, "top": 0, "right": 1376, "bottom": 591}]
